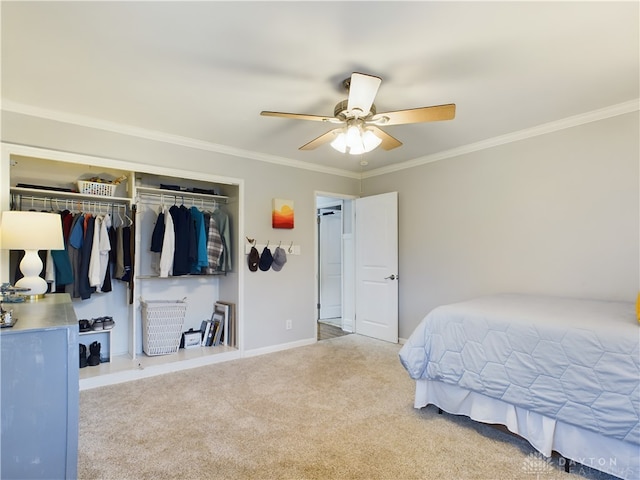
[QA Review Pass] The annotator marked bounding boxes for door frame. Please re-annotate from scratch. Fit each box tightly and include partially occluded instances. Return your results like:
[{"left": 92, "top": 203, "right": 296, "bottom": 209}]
[
  {"left": 314, "top": 191, "right": 357, "bottom": 335},
  {"left": 318, "top": 202, "right": 343, "bottom": 321}
]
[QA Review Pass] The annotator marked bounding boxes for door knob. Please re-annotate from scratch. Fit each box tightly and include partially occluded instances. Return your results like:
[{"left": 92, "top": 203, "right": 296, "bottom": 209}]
[{"left": 384, "top": 274, "right": 397, "bottom": 280}]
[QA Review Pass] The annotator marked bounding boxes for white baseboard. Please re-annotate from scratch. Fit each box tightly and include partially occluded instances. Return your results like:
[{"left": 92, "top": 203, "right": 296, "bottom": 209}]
[{"left": 242, "top": 338, "right": 317, "bottom": 358}]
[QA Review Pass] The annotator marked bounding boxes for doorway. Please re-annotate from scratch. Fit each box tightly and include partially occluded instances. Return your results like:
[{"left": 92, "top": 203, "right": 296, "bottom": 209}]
[
  {"left": 316, "top": 194, "right": 355, "bottom": 340},
  {"left": 315, "top": 191, "right": 398, "bottom": 343}
]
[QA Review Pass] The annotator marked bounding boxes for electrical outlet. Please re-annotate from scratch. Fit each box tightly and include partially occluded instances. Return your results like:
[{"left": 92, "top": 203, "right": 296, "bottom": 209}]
[{"left": 286, "top": 319, "right": 292, "bottom": 330}]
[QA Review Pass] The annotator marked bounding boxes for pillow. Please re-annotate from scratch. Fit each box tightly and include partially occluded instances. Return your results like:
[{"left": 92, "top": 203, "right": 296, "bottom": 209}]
[{"left": 636, "top": 292, "right": 640, "bottom": 323}]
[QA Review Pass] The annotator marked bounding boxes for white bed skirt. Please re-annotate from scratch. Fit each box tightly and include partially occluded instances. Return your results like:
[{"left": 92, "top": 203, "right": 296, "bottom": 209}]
[{"left": 415, "top": 379, "right": 638, "bottom": 480}]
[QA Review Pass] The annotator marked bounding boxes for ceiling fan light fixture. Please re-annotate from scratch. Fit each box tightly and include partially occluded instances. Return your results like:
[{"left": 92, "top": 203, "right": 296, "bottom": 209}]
[
  {"left": 330, "top": 123, "right": 382, "bottom": 155},
  {"left": 330, "top": 131, "right": 348, "bottom": 153},
  {"left": 362, "top": 128, "right": 382, "bottom": 151}
]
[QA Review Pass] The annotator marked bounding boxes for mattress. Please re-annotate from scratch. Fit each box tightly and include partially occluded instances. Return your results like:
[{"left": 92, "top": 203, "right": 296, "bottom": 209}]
[{"left": 398, "top": 294, "right": 640, "bottom": 445}]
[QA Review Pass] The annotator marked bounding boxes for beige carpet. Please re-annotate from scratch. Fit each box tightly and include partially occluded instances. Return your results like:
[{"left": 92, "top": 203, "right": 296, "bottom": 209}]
[{"left": 79, "top": 335, "right": 618, "bottom": 480}]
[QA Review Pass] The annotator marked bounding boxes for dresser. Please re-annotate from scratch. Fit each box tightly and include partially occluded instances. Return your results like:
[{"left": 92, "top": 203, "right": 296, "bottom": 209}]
[{"left": 1, "top": 294, "right": 79, "bottom": 479}]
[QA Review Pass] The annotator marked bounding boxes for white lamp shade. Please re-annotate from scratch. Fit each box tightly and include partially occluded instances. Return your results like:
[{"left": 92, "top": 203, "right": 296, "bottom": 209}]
[{"left": 1, "top": 211, "right": 64, "bottom": 250}]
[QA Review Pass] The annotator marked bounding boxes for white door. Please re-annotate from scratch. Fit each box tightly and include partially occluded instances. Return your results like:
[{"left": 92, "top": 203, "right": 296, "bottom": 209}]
[
  {"left": 319, "top": 209, "right": 342, "bottom": 320},
  {"left": 355, "top": 192, "right": 398, "bottom": 343}
]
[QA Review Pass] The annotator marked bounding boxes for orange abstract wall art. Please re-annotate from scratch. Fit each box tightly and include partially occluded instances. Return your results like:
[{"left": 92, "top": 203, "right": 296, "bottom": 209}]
[{"left": 272, "top": 198, "right": 294, "bottom": 229}]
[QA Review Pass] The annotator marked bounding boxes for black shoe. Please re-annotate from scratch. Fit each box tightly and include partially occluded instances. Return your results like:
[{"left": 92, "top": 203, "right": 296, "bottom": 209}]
[
  {"left": 88, "top": 341, "right": 101, "bottom": 366},
  {"left": 79, "top": 343, "right": 88, "bottom": 368},
  {"left": 79, "top": 319, "right": 91, "bottom": 333}
]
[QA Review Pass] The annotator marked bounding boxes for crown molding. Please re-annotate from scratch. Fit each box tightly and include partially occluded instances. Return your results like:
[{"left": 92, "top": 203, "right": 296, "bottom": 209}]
[
  {"left": 3, "top": 98, "right": 637, "bottom": 182},
  {"left": 0, "top": 101, "right": 361, "bottom": 180},
  {"left": 362, "top": 99, "right": 640, "bottom": 179}
]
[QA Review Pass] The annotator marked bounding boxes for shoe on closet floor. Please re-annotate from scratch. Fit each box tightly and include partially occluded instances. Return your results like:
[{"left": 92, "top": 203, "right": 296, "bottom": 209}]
[
  {"left": 88, "top": 341, "right": 101, "bottom": 366},
  {"left": 79, "top": 343, "right": 88, "bottom": 368}
]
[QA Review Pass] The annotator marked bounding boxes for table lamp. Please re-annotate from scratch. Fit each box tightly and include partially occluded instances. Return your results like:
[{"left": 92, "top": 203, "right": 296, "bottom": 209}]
[{"left": 0, "top": 211, "right": 64, "bottom": 299}]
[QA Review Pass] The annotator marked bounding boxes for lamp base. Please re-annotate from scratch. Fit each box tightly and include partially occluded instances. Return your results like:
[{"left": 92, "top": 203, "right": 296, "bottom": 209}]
[
  {"left": 15, "top": 250, "right": 49, "bottom": 298},
  {"left": 18, "top": 293, "right": 47, "bottom": 302}
]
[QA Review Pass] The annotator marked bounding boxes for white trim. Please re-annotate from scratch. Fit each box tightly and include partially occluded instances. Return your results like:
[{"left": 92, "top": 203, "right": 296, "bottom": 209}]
[
  {"left": 362, "top": 99, "right": 640, "bottom": 178},
  {"left": 79, "top": 349, "right": 242, "bottom": 391},
  {"left": 3, "top": 98, "right": 637, "bottom": 180},
  {"left": 1, "top": 101, "right": 361, "bottom": 180},
  {"left": 242, "top": 338, "right": 316, "bottom": 358},
  {"left": 1, "top": 142, "right": 243, "bottom": 186}
]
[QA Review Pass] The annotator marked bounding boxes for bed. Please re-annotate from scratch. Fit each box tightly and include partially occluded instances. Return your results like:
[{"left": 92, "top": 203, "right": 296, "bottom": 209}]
[{"left": 399, "top": 293, "right": 639, "bottom": 479}]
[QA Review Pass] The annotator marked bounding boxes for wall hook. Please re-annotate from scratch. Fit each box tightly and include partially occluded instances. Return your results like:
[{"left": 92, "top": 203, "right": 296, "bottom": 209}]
[{"left": 288, "top": 241, "right": 293, "bottom": 253}]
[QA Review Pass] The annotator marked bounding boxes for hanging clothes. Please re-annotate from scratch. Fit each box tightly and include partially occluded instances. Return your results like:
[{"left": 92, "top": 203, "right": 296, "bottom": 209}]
[
  {"left": 150, "top": 207, "right": 165, "bottom": 275},
  {"left": 50, "top": 248, "right": 73, "bottom": 288},
  {"left": 79, "top": 214, "right": 96, "bottom": 300},
  {"left": 89, "top": 215, "right": 109, "bottom": 290},
  {"left": 169, "top": 204, "right": 194, "bottom": 276},
  {"left": 159, "top": 206, "right": 175, "bottom": 278},
  {"left": 66, "top": 213, "right": 84, "bottom": 298},
  {"left": 211, "top": 208, "right": 231, "bottom": 273},
  {"left": 190, "top": 206, "right": 208, "bottom": 274},
  {"left": 120, "top": 225, "right": 132, "bottom": 282},
  {"left": 100, "top": 222, "right": 116, "bottom": 293},
  {"left": 52, "top": 210, "right": 74, "bottom": 289},
  {"left": 97, "top": 214, "right": 112, "bottom": 292},
  {"left": 204, "top": 211, "right": 223, "bottom": 274},
  {"left": 150, "top": 208, "right": 165, "bottom": 254},
  {"left": 114, "top": 225, "right": 125, "bottom": 280},
  {"left": 149, "top": 206, "right": 175, "bottom": 278}
]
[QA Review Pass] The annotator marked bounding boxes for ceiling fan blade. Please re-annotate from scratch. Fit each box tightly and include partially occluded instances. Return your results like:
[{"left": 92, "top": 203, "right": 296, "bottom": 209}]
[
  {"left": 374, "top": 103, "right": 456, "bottom": 126},
  {"left": 261, "top": 111, "right": 334, "bottom": 122},
  {"left": 347, "top": 73, "right": 382, "bottom": 117},
  {"left": 369, "top": 126, "right": 403, "bottom": 151},
  {"left": 299, "top": 129, "right": 341, "bottom": 150}
]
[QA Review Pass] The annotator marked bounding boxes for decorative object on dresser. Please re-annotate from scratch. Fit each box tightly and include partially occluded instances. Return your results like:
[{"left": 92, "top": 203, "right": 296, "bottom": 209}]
[{"left": 0, "top": 211, "right": 64, "bottom": 299}]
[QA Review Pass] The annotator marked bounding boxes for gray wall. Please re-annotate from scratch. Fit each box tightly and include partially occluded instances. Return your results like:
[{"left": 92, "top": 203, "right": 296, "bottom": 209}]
[
  {"left": 2, "top": 109, "right": 638, "bottom": 346},
  {"left": 363, "top": 112, "right": 639, "bottom": 338}
]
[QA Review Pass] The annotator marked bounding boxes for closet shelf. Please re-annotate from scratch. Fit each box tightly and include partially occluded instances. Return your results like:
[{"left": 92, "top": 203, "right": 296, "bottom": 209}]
[
  {"left": 136, "top": 273, "right": 227, "bottom": 279},
  {"left": 10, "top": 186, "right": 131, "bottom": 205},
  {"left": 135, "top": 186, "right": 228, "bottom": 204}
]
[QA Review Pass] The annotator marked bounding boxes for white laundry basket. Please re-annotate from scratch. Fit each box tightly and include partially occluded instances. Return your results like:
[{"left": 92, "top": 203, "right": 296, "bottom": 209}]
[
  {"left": 141, "top": 299, "right": 187, "bottom": 356},
  {"left": 77, "top": 180, "right": 117, "bottom": 197}
]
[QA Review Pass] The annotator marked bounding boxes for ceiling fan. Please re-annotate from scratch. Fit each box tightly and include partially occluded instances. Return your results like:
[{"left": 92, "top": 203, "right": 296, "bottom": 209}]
[{"left": 260, "top": 72, "right": 456, "bottom": 155}]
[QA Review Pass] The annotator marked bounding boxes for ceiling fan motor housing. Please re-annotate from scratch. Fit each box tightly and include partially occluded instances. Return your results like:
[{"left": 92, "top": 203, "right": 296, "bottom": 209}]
[{"left": 334, "top": 99, "right": 376, "bottom": 120}]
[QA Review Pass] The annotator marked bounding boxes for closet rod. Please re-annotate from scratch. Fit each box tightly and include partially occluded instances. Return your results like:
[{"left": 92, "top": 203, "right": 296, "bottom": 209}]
[
  {"left": 135, "top": 192, "right": 225, "bottom": 207},
  {"left": 135, "top": 189, "right": 228, "bottom": 204},
  {"left": 11, "top": 194, "right": 129, "bottom": 212}
]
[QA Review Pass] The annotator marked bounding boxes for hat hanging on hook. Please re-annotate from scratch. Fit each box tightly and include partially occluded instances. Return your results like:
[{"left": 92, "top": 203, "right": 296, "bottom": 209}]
[
  {"left": 272, "top": 246, "right": 287, "bottom": 272},
  {"left": 259, "top": 244, "right": 274, "bottom": 271}
]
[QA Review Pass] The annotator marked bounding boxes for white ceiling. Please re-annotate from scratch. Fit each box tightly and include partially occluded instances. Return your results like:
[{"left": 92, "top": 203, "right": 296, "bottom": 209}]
[{"left": 2, "top": 1, "right": 638, "bottom": 175}]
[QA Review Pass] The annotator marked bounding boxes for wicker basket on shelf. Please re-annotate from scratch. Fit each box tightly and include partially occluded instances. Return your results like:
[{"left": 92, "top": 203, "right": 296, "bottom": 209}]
[{"left": 141, "top": 299, "right": 187, "bottom": 356}]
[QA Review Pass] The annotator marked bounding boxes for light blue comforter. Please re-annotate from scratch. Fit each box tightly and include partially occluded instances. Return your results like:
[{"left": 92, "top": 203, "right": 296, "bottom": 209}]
[{"left": 399, "top": 294, "right": 640, "bottom": 444}]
